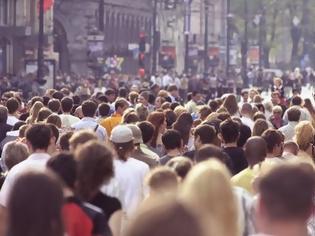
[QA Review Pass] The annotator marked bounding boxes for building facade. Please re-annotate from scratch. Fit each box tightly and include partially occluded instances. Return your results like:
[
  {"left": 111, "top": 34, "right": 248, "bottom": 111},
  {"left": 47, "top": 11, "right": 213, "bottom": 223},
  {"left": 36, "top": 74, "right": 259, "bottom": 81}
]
[
  {"left": 0, "top": 0, "right": 53, "bottom": 75},
  {"left": 54, "top": 0, "right": 152, "bottom": 75}
]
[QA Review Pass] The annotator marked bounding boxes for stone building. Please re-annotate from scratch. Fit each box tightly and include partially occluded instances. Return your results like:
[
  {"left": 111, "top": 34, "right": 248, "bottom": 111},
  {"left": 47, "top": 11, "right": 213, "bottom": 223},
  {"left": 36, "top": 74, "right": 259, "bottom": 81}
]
[{"left": 54, "top": 0, "right": 152, "bottom": 75}]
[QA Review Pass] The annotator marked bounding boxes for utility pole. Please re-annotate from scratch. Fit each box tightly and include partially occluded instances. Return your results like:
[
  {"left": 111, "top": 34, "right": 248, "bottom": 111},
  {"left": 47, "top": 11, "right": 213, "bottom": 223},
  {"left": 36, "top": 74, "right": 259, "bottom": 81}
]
[
  {"left": 204, "top": 0, "right": 209, "bottom": 74},
  {"left": 242, "top": 0, "right": 249, "bottom": 87},
  {"left": 152, "top": 0, "right": 158, "bottom": 75},
  {"left": 99, "top": 0, "right": 105, "bottom": 31},
  {"left": 258, "top": 14, "right": 263, "bottom": 70},
  {"left": 184, "top": 0, "right": 191, "bottom": 73},
  {"left": 37, "top": 0, "right": 45, "bottom": 82},
  {"left": 225, "top": 0, "right": 231, "bottom": 79}
]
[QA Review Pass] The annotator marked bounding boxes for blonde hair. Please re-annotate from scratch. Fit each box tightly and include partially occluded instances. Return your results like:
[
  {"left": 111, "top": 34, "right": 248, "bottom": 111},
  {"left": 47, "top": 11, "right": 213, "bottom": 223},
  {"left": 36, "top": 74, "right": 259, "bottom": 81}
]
[
  {"left": 145, "top": 167, "right": 178, "bottom": 194},
  {"left": 174, "top": 106, "right": 187, "bottom": 118},
  {"left": 295, "top": 121, "right": 314, "bottom": 151},
  {"left": 69, "top": 130, "right": 98, "bottom": 151},
  {"left": 27, "top": 101, "right": 44, "bottom": 124},
  {"left": 180, "top": 159, "right": 240, "bottom": 236},
  {"left": 272, "top": 105, "right": 283, "bottom": 114}
]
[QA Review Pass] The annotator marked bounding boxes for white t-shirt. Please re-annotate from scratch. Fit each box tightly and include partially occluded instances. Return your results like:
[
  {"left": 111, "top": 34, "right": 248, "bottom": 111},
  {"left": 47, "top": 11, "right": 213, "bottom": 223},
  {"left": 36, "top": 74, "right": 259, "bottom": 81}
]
[
  {"left": 59, "top": 113, "right": 80, "bottom": 128},
  {"left": 0, "top": 153, "right": 50, "bottom": 207},
  {"left": 101, "top": 158, "right": 149, "bottom": 217},
  {"left": 6, "top": 115, "right": 19, "bottom": 126}
]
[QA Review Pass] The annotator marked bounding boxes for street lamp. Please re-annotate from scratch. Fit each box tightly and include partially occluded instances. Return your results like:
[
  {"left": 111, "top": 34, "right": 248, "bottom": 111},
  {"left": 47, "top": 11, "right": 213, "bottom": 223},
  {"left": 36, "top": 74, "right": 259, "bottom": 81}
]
[
  {"left": 204, "top": 0, "right": 209, "bottom": 74},
  {"left": 37, "top": 0, "right": 45, "bottom": 83},
  {"left": 184, "top": 0, "right": 191, "bottom": 73},
  {"left": 241, "top": 0, "right": 249, "bottom": 87}
]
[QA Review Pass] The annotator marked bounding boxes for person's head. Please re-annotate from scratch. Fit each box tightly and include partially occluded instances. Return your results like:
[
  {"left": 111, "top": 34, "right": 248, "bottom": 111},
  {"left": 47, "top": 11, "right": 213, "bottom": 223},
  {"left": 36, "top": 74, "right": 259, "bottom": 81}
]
[
  {"left": 46, "top": 114, "right": 62, "bottom": 128},
  {"left": 167, "top": 85, "right": 179, "bottom": 97},
  {"left": 137, "top": 121, "right": 155, "bottom": 144},
  {"left": 237, "top": 124, "right": 252, "bottom": 148},
  {"left": 8, "top": 172, "right": 64, "bottom": 236},
  {"left": 3, "top": 141, "right": 29, "bottom": 170},
  {"left": 253, "top": 111, "right": 266, "bottom": 121},
  {"left": 198, "top": 106, "right": 212, "bottom": 121},
  {"left": 122, "top": 112, "right": 140, "bottom": 124},
  {"left": 244, "top": 137, "right": 267, "bottom": 168},
  {"left": 29, "top": 101, "right": 44, "bottom": 123},
  {"left": 261, "top": 129, "right": 284, "bottom": 157},
  {"left": 164, "top": 109, "right": 177, "bottom": 129},
  {"left": 74, "top": 106, "right": 83, "bottom": 119},
  {"left": 283, "top": 141, "right": 299, "bottom": 156},
  {"left": 135, "top": 104, "right": 149, "bottom": 121},
  {"left": 147, "top": 112, "right": 166, "bottom": 148},
  {"left": 173, "top": 112, "right": 193, "bottom": 146},
  {"left": 241, "top": 90, "right": 249, "bottom": 102},
  {"left": 194, "top": 124, "right": 217, "bottom": 150},
  {"left": 126, "top": 124, "right": 143, "bottom": 146},
  {"left": 155, "top": 96, "right": 166, "bottom": 109},
  {"left": 191, "top": 91, "right": 202, "bottom": 103},
  {"left": 145, "top": 167, "right": 178, "bottom": 195},
  {"left": 271, "top": 92, "right": 280, "bottom": 105},
  {"left": 105, "top": 89, "right": 116, "bottom": 103},
  {"left": 69, "top": 130, "right": 98, "bottom": 152},
  {"left": 47, "top": 152, "right": 77, "bottom": 190},
  {"left": 128, "top": 91, "right": 139, "bottom": 105},
  {"left": 295, "top": 121, "right": 314, "bottom": 152},
  {"left": 75, "top": 141, "right": 114, "bottom": 200},
  {"left": 125, "top": 200, "right": 207, "bottom": 236},
  {"left": 25, "top": 124, "right": 53, "bottom": 152},
  {"left": 257, "top": 164, "right": 315, "bottom": 231},
  {"left": 173, "top": 106, "right": 187, "bottom": 118},
  {"left": 138, "top": 91, "right": 150, "bottom": 106},
  {"left": 180, "top": 159, "right": 239, "bottom": 236},
  {"left": 48, "top": 99, "right": 61, "bottom": 113},
  {"left": 52, "top": 91, "right": 64, "bottom": 101},
  {"left": 304, "top": 98, "right": 315, "bottom": 114},
  {"left": 58, "top": 131, "right": 74, "bottom": 151},
  {"left": 81, "top": 100, "right": 97, "bottom": 118},
  {"left": 208, "top": 100, "right": 219, "bottom": 112},
  {"left": 0, "top": 105, "right": 8, "bottom": 123},
  {"left": 6, "top": 97, "right": 19, "bottom": 115},
  {"left": 219, "top": 119, "right": 240, "bottom": 144},
  {"left": 287, "top": 106, "right": 301, "bottom": 122},
  {"left": 98, "top": 103, "right": 110, "bottom": 117},
  {"left": 166, "top": 156, "right": 193, "bottom": 180},
  {"left": 60, "top": 97, "right": 74, "bottom": 113},
  {"left": 272, "top": 105, "right": 283, "bottom": 119},
  {"left": 110, "top": 125, "right": 134, "bottom": 161},
  {"left": 115, "top": 98, "right": 129, "bottom": 115},
  {"left": 291, "top": 95, "right": 303, "bottom": 107},
  {"left": 36, "top": 107, "right": 53, "bottom": 123},
  {"left": 253, "top": 119, "right": 269, "bottom": 137},
  {"left": 195, "top": 144, "right": 232, "bottom": 170},
  {"left": 162, "top": 129, "right": 182, "bottom": 152},
  {"left": 222, "top": 94, "right": 238, "bottom": 115},
  {"left": 240, "top": 103, "right": 253, "bottom": 117}
]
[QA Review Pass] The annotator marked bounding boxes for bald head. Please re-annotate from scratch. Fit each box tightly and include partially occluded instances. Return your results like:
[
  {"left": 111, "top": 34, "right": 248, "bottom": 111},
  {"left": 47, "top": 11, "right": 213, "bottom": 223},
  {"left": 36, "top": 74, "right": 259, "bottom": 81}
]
[{"left": 245, "top": 137, "right": 267, "bottom": 167}]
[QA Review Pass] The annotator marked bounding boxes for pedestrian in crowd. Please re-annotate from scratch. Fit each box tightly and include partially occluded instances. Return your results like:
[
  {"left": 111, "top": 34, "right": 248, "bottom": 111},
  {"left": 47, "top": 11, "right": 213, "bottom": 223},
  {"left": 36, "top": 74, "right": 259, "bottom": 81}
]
[{"left": 59, "top": 97, "right": 80, "bottom": 128}]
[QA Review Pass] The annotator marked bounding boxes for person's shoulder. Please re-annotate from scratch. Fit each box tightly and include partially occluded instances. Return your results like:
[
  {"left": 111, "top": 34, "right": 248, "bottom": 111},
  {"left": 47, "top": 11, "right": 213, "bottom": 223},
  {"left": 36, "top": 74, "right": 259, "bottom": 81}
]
[{"left": 129, "top": 158, "right": 150, "bottom": 170}]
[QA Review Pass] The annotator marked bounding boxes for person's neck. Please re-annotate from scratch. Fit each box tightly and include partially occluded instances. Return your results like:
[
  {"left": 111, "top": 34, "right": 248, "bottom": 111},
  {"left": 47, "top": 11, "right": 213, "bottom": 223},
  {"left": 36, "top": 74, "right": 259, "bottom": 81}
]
[
  {"left": 31, "top": 149, "right": 48, "bottom": 154},
  {"left": 64, "top": 187, "right": 74, "bottom": 198},
  {"left": 223, "top": 142, "right": 237, "bottom": 148},
  {"left": 167, "top": 149, "right": 181, "bottom": 157},
  {"left": 242, "top": 113, "right": 252, "bottom": 119},
  {"left": 266, "top": 152, "right": 279, "bottom": 158},
  {"left": 63, "top": 112, "right": 71, "bottom": 115},
  {"left": 9, "top": 112, "right": 18, "bottom": 118},
  {"left": 262, "top": 221, "right": 308, "bottom": 236}
]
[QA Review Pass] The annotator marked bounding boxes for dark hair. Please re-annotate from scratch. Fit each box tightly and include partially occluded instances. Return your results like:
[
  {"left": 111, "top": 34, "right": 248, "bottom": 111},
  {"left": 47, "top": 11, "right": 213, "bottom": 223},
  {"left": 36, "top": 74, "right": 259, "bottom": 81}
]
[
  {"left": 219, "top": 119, "right": 240, "bottom": 143},
  {"left": 170, "top": 102, "right": 180, "bottom": 111},
  {"left": 48, "top": 99, "right": 61, "bottom": 113},
  {"left": 291, "top": 96, "right": 302, "bottom": 106},
  {"left": 8, "top": 172, "right": 64, "bottom": 236},
  {"left": 61, "top": 97, "right": 74, "bottom": 113},
  {"left": 162, "top": 130, "right": 182, "bottom": 150},
  {"left": 195, "top": 144, "right": 232, "bottom": 171},
  {"left": 287, "top": 106, "right": 301, "bottom": 122},
  {"left": 30, "top": 96, "right": 44, "bottom": 106},
  {"left": 47, "top": 152, "right": 77, "bottom": 189},
  {"left": 199, "top": 106, "right": 212, "bottom": 120},
  {"left": 166, "top": 157, "right": 193, "bottom": 179},
  {"left": 164, "top": 109, "right": 177, "bottom": 129},
  {"left": 259, "top": 164, "right": 315, "bottom": 221},
  {"left": 98, "top": 103, "right": 110, "bottom": 117},
  {"left": 46, "top": 114, "right": 62, "bottom": 128},
  {"left": 75, "top": 141, "right": 114, "bottom": 200},
  {"left": 52, "top": 91, "right": 64, "bottom": 100},
  {"left": 82, "top": 100, "right": 97, "bottom": 117},
  {"left": 72, "top": 95, "right": 81, "bottom": 105},
  {"left": 118, "top": 87, "right": 128, "bottom": 98},
  {"left": 147, "top": 112, "right": 165, "bottom": 148},
  {"left": 208, "top": 100, "right": 219, "bottom": 112},
  {"left": 105, "top": 89, "right": 116, "bottom": 97},
  {"left": 0, "top": 105, "right": 8, "bottom": 123},
  {"left": 167, "top": 85, "right": 178, "bottom": 92},
  {"left": 138, "top": 121, "right": 155, "bottom": 144},
  {"left": 6, "top": 97, "right": 19, "bottom": 114},
  {"left": 59, "top": 131, "right": 74, "bottom": 151},
  {"left": 42, "top": 96, "right": 50, "bottom": 106},
  {"left": 261, "top": 129, "right": 283, "bottom": 153},
  {"left": 36, "top": 108, "right": 52, "bottom": 122},
  {"left": 253, "top": 119, "right": 269, "bottom": 136},
  {"left": 124, "top": 112, "right": 140, "bottom": 124},
  {"left": 237, "top": 124, "right": 252, "bottom": 148},
  {"left": 173, "top": 112, "right": 193, "bottom": 146},
  {"left": 12, "top": 121, "right": 26, "bottom": 131},
  {"left": 194, "top": 124, "right": 216, "bottom": 145},
  {"left": 48, "top": 124, "right": 59, "bottom": 144},
  {"left": 26, "top": 124, "right": 52, "bottom": 150}
]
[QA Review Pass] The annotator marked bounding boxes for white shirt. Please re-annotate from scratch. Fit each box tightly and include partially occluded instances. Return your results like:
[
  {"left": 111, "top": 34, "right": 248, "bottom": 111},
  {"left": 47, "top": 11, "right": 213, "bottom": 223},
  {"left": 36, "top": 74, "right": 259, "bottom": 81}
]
[
  {"left": 101, "top": 158, "right": 149, "bottom": 217},
  {"left": 0, "top": 152, "right": 50, "bottom": 207},
  {"left": 278, "top": 121, "right": 298, "bottom": 141},
  {"left": 162, "top": 74, "right": 174, "bottom": 87},
  {"left": 241, "top": 116, "right": 255, "bottom": 131},
  {"left": 6, "top": 115, "right": 19, "bottom": 126},
  {"left": 59, "top": 113, "right": 80, "bottom": 128},
  {"left": 72, "top": 117, "right": 107, "bottom": 141}
]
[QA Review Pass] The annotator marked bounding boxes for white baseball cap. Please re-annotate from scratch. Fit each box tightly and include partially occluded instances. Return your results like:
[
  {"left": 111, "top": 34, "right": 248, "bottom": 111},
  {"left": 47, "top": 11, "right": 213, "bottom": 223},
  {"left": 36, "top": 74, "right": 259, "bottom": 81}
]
[{"left": 110, "top": 125, "right": 134, "bottom": 143}]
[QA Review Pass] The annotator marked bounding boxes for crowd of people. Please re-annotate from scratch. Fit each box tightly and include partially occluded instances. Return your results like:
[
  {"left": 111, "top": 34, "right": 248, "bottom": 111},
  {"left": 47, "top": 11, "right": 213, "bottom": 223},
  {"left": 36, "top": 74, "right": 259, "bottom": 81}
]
[{"left": 1, "top": 69, "right": 315, "bottom": 236}]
